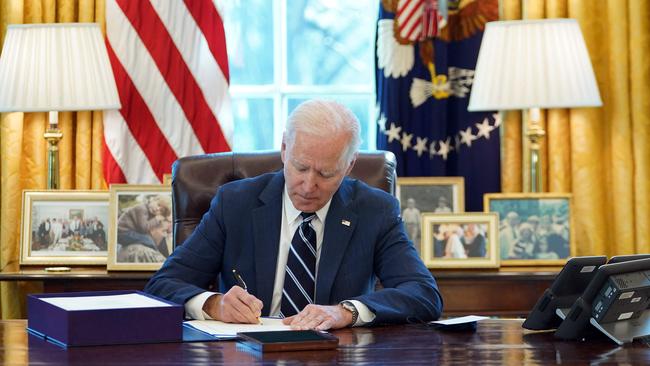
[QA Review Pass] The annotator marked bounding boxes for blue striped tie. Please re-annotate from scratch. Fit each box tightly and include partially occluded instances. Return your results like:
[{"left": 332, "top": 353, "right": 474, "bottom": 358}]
[{"left": 280, "top": 212, "right": 317, "bottom": 317}]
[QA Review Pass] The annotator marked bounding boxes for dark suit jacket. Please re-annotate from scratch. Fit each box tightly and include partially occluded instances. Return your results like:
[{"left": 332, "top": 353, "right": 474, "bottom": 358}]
[{"left": 145, "top": 171, "right": 443, "bottom": 324}]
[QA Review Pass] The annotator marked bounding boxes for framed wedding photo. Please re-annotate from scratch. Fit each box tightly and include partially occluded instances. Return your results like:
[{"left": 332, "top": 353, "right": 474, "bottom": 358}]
[
  {"left": 421, "top": 212, "right": 499, "bottom": 269},
  {"left": 484, "top": 193, "right": 574, "bottom": 266},
  {"left": 108, "top": 185, "right": 173, "bottom": 271},
  {"left": 396, "top": 177, "right": 464, "bottom": 255},
  {"left": 20, "top": 190, "right": 110, "bottom": 266}
]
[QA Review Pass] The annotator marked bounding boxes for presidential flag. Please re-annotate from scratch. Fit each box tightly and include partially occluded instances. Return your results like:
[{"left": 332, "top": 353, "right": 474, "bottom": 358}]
[
  {"left": 376, "top": 0, "right": 500, "bottom": 211},
  {"left": 104, "top": 0, "right": 233, "bottom": 184}
]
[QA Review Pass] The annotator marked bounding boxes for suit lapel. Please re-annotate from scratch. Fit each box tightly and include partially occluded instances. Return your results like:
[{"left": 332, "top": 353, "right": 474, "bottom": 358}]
[
  {"left": 316, "top": 179, "right": 356, "bottom": 304},
  {"left": 252, "top": 172, "right": 284, "bottom": 315}
]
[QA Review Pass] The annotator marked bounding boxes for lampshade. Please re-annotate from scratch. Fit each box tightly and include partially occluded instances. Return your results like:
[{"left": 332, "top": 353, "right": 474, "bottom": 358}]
[
  {"left": 468, "top": 18, "right": 602, "bottom": 111},
  {"left": 0, "top": 23, "right": 120, "bottom": 112}
]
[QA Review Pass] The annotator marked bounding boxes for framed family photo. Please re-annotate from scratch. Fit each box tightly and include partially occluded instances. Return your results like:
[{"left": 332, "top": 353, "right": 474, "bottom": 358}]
[
  {"left": 484, "top": 193, "right": 574, "bottom": 266},
  {"left": 108, "top": 185, "right": 173, "bottom": 271},
  {"left": 20, "top": 190, "right": 110, "bottom": 265},
  {"left": 396, "top": 177, "right": 464, "bottom": 256},
  {"left": 421, "top": 212, "right": 499, "bottom": 268}
]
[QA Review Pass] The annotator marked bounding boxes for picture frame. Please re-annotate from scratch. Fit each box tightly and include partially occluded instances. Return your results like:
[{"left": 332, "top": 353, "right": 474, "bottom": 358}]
[
  {"left": 163, "top": 173, "right": 172, "bottom": 186},
  {"left": 108, "top": 184, "right": 173, "bottom": 271},
  {"left": 396, "top": 177, "right": 465, "bottom": 256},
  {"left": 484, "top": 193, "right": 574, "bottom": 266},
  {"left": 421, "top": 212, "right": 499, "bottom": 268},
  {"left": 20, "top": 190, "right": 110, "bottom": 266}
]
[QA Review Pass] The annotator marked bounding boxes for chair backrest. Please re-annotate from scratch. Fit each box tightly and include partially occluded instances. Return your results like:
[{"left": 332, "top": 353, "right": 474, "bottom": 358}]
[{"left": 171, "top": 150, "right": 397, "bottom": 246}]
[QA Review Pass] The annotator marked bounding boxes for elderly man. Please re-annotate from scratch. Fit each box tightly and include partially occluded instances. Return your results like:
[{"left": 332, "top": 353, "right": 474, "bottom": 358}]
[
  {"left": 499, "top": 211, "right": 520, "bottom": 260},
  {"left": 402, "top": 198, "right": 421, "bottom": 254},
  {"left": 145, "top": 100, "right": 442, "bottom": 330}
]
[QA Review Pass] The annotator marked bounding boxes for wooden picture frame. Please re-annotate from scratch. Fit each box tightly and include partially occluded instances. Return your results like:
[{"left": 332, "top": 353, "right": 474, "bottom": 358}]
[
  {"left": 20, "top": 190, "right": 110, "bottom": 266},
  {"left": 484, "top": 193, "right": 574, "bottom": 266},
  {"left": 108, "top": 184, "right": 172, "bottom": 271},
  {"left": 396, "top": 177, "right": 465, "bottom": 256},
  {"left": 421, "top": 212, "right": 499, "bottom": 268}
]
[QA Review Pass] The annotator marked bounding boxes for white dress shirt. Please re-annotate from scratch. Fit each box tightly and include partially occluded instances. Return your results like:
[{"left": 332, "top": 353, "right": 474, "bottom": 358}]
[{"left": 185, "top": 185, "right": 375, "bottom": 325}]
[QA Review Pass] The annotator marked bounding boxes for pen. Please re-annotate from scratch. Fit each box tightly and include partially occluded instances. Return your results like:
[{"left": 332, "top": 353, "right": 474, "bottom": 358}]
[
  {"left": 232, "top": 269, "right": 248, "bottom": 291},
  {"left": 232, "top": 269, "right": 262, "bottom": 325}
]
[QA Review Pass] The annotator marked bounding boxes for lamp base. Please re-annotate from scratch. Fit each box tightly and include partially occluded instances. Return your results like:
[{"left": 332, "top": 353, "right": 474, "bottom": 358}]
[
  {"left": 44, "top": 127, "right": 63, "bottom": 190},
  {"left": 526, "top": 108, "right": 546, "bottom": 193}
]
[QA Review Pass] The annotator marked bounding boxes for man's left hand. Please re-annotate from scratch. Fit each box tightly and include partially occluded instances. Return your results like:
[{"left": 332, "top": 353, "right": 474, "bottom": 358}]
[{"left": 282, "top": 304, "right": 353, "bottom": 330}]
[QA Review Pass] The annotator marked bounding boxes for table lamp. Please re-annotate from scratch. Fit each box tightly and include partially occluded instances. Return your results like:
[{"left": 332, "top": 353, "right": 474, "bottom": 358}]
[
  {"left": 467, "top": 18, "right": 602, "bottom": 192},
  {"left": 0, "top": 23, "right": 121, "bottom": 189}
]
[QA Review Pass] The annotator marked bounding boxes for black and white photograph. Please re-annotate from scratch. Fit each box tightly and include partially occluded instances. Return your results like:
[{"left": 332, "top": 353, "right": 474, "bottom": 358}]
[
  {"left": 20, "top": 191, "right": 109, "bottom": 265},
  {"left": 484, "top": 193, "right": 573, "bottom": 266},
  {"left": 396, "top": 177, "right": 465, "bottom": 255},
  {"left": 108, "top": 185, "right": 172, "bottom": 271}
]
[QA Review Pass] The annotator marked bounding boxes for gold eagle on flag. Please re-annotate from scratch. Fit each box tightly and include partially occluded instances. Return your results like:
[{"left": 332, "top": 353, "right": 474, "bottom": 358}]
[{"left": 378, "top": 0, "right": 498, "bottom": 105}]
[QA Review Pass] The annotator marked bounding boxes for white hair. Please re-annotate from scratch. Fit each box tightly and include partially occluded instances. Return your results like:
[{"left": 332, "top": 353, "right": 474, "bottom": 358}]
[{"left": 284, "top": 99, "right": 361, "bottom": 165}]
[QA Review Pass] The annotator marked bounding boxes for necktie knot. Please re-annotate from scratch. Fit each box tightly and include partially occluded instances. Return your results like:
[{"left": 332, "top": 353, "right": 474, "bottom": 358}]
[{"left": 301, "top": 212, "right": 316, "bottom": 222}]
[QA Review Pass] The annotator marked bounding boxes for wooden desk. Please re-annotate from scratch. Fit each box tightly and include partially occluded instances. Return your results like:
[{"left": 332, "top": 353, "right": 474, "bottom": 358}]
[
  {"left": 2, "top": 319, "right": 649, "bottom": 365},
  {"left": 0, "top": 264, "right": 557, "bottom": 316},
  {"left": 0, "top": 266, "right": 151, "bottom": 293},
  {"left": 435, "top": 269, "right": 556, "bottom": 316}
]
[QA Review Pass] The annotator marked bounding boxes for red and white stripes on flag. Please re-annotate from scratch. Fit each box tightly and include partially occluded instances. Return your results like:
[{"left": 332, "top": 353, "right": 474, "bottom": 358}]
[
  {"left": 104, "top": 0, "right": 233, "bottom": 184},
  {"left": 396, "top": 0, "right": 440, "bottom": 41}
]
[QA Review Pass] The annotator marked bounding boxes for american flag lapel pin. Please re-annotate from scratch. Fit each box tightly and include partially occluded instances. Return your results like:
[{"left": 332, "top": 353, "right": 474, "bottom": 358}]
[{"left": 341, "top": 219, "right": 351, "bottom": 227}]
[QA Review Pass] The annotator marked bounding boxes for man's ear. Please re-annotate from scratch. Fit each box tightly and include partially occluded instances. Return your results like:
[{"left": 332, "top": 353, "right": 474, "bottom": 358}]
[
  {"left": 281, "top": 134, "right": 287, "bottom": 163},
  {"left": 345, "top": 153, "right": 358, "bottom": 175}
]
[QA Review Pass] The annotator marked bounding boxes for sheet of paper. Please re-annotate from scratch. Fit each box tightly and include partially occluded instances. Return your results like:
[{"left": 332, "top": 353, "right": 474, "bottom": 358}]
[
  {"left": 40, "top": 293, "right": 172, "bottom": 311},
  {"left": 185, "top": 317, "right": 292, "bottom": 338},
  {"left": 428, "top": 315, "right": 489, "bottom": 325}
]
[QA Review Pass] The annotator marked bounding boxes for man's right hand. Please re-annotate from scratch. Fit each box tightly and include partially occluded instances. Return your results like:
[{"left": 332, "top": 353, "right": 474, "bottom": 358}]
[{"left": 202, "top": 286, "right": 263, "bottom": 323}]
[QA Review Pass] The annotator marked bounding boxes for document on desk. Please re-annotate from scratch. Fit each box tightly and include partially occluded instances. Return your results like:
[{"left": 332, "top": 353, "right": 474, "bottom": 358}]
[
  {"left": 429, "top": 315, "right": 490, "bottom": 325},
  {"left": 40, "top": 293, "right": 172, "bottom": 311},
  {"left": 185, "top": 317, "right": 292, "bottom": 339}
]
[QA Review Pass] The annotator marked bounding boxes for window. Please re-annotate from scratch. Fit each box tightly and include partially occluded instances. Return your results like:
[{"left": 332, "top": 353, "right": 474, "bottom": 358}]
[{"left": 222, "top": 0, "right": 377, "bottom": 151}]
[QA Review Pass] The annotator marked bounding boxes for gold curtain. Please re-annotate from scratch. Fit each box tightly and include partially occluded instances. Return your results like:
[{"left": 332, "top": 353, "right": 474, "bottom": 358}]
[
  {"left": 0, "top": 0, "right": 107, "bottom": 319},
  {"left": 500, "top": 0, "right": 650, "bottom": 256}
]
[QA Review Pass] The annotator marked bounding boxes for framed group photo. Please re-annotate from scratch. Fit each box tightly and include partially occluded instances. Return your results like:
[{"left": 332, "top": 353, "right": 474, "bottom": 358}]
[
  {"left": 484, "top": 193, "right": 574, "bottom": 266},
  {"left": 108, "top": 185, "right": 173, "bottom": 271},
  {"left": 20, "top": 190, "right": 110, "bottom": 265},
  {"left": 396, "top": 177, "right": 464, "bottom": 256},
  {"left": 420, "top": 212, "right": 499, "bottom": 268}
]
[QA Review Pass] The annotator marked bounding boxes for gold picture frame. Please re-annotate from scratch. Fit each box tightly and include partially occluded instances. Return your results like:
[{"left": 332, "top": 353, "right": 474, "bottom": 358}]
[
  {"left": 20, "top": 190, "right": 110, "bottom": 266},
  {"left": 421, "top": 212, "right": 499, "bottom": 268},
  {"left": 163, "top": 173, "right": 172, "bottom": 186},
  {"left": 108, "top": 184, "right": 172, "bottom": 271},
  {"left": 396, "top": 177, "right": 465, "bottom": 256},
  {"left": 484, "top": 193, "right": 574, "bottom": 266}
]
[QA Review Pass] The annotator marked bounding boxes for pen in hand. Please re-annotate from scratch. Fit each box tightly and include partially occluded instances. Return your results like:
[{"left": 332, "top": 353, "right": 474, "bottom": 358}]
[
  {"left": 232, "top": 269, "right": 248, "bottom": 290},
  {"left": 232, "top": 269, "right": 263, "bottom": 325}
]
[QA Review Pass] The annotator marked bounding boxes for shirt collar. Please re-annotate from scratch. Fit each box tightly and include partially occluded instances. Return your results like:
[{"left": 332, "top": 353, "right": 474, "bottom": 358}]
[{"left": 283, "top": 185, "right": 332, "bottom": 224}]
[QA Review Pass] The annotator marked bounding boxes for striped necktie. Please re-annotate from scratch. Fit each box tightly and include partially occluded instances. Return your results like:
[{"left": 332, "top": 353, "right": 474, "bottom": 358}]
[{"left": 280, "top": 212, "right": 317, "bottom": 317}]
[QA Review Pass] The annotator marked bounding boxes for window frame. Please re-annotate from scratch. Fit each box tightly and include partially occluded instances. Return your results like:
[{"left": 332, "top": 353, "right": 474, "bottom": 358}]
[{"left": 227, "top": 0, "right": 377, "bottom": 150}]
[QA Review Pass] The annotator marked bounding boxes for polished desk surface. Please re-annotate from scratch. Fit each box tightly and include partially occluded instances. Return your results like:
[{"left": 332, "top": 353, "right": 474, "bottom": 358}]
[{"left": 2, "top": 319, "right": 649, "bottom": 365}]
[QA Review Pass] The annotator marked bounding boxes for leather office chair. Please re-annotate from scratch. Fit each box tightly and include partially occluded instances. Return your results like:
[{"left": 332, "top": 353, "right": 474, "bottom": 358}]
[{"left": 171, "top": 150, "right": 397, "bottom": 247}]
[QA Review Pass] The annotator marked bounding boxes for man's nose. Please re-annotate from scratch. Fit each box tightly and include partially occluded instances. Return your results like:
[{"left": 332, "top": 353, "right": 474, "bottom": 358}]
[{"left": 302, "top": 171, "right": 318, "bottom": 192}]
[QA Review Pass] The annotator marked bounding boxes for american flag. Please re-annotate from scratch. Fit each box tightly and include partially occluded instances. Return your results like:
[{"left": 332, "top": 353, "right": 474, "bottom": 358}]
[
  {"left": 397, "top": 0, "right": 443, "bottom": 41},
  {"left": 104, "top": 0, "right": 233, "bottom": 184},
  {"left": 376, "top": 0, "right": 500, "bottom": 211}
]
